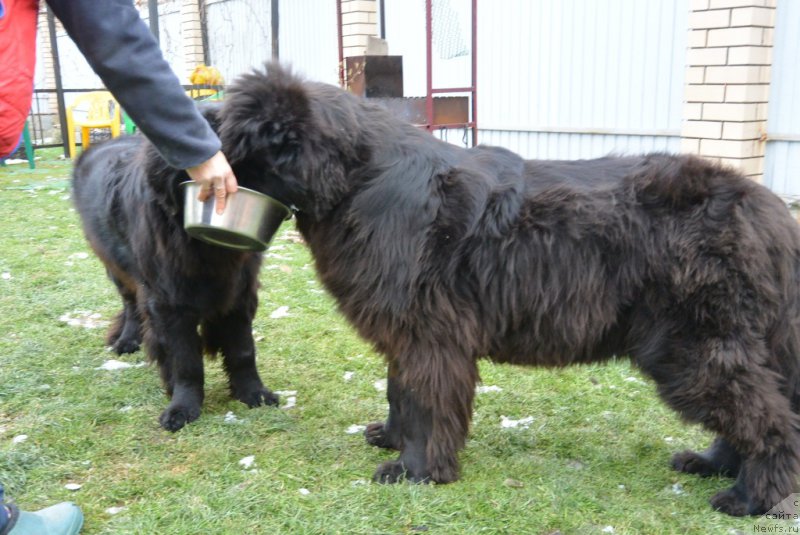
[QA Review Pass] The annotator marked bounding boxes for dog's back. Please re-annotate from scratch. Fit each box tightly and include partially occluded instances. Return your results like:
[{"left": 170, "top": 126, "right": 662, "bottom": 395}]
[{"left": 72, "top": 135, "right": 147, "bottom": 282}]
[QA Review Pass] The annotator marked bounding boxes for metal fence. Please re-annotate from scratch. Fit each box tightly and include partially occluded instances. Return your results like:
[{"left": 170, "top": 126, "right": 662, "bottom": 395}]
[
  {"left": 28, "top": 0, "right": 338, "bottom": 156},
  {"left": 473, "top": 0, "right": 689, "bottom": 159},
  {"left": 764, "top": 0, "right": 800, "bottom": 199}
]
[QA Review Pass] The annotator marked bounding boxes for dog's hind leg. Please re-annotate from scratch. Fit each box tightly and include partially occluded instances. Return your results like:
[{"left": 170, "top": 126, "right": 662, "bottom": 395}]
[
  {"left": 143, "top": 302, "right": 205, "bottom": 432},
  {"left": 671, "top": 436, "right": 742, "bottom": 478},
  {"left": 202, "top": 311, "right": 278, "bottom": 408},
  {"left": 648, "top": 337, "right": 800, "bottom": 516},
  {"left": 372, "top": 349, "right": 479, "bottom": 484},
  {"left": 105, "top": 274, "right": 142, "bottom": 354}
]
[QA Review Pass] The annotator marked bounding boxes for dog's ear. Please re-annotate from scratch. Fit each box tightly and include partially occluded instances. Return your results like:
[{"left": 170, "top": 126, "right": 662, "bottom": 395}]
[
  {"left": 197, "top": 102, "right": 223, "bottom": 134},
  {"left": 220, "top": 63, "right": 310, "bottom": 165}
]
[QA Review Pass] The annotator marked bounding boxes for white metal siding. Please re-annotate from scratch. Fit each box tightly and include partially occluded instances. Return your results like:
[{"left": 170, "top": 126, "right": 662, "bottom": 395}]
[
  {"left": 53, "top": 2, "right": 182, "bottom": 98},
  {"left": 279, "top": 0, "right": 340, "bottom": 85},
  {"left": 206, "top": 0, "right": 273, "bottom": 82},
  {"left": 478, "top": 0, "right": 688, "bottom": 158},
  {"left": 383, "top": 0, "right": 688, "bottom": 156},
  {"left": 764, "top": 0, "right": 800, "bottom": 198}
]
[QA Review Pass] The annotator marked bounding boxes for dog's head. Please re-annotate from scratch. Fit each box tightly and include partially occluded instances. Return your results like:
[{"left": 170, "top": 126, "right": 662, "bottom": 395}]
[{"left": 220, "top": 62, "right": 361, "bottom": 220}]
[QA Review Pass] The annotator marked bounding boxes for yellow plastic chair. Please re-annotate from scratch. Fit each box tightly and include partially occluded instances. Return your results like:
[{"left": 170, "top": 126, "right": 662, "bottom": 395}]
[
  {"left": 66, "top": 91, "right": 121, "bottom": 159},
  {"left": 188, "top": 65, "right": 224, "bottom": 100}
]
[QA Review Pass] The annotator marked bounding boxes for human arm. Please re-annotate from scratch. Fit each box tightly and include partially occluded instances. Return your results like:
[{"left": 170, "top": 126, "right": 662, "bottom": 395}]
[{"left": 45, "top": 0, "right": 236, "bottom": 212}]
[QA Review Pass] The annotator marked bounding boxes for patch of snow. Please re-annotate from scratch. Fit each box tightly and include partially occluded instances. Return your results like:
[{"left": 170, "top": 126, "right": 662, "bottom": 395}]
[
  {"left": 500, "top": 416, "right": 534, "bottom": 429},
  {"left": 105, "top": 506, "right": 126, "bottom": 515},
  {"left": 59, "top": 311, "right": 109, "bottom": 329},
  {"left": 270, "top": 306, "right": 290, "bottom": 319},
  {"left": 275, "top": 390, "right": 297, "bottom": 409},
  {"left": 476, "top": 385, "right": 502, "bottom": 394},
  {"left": 343, "top": 371, "right": 355, "bottom": 381},
  {"left": 373, "top": 379, "right": 387, "bottom": 392},
  {"left": 12, "top": 435, "right": 28, "bottom": 444},
  {"left": 64, "top": 483, "right": 82, "bottom": 491},
  {"left": 238, "top": 455, "right": 256, "bottom": 469},
  {"left": 224, "top": 411, "right": 242, "bottom": 424},
  {"left": 346, "top": 424, "right": 366, "bottom": 435},
  {"left": 567, "top": 460, "right": 585, "bottom": 470},
  {"left": 95, "top": 360, "right": 145, "bottom": 371}
]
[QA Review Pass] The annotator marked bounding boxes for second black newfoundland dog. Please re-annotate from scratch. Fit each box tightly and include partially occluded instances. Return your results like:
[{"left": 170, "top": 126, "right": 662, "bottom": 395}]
[
  {"left": 72, "top": 105, "right": 278, "bottom": 431},
  {"left": 214, "top": 63, "right": 800, "bottom": 516}
]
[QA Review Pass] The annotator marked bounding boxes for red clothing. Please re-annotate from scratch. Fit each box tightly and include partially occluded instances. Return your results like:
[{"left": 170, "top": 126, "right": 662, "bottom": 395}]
[{"left": 0, "top": 0, "right": 39, "bottom": 158}]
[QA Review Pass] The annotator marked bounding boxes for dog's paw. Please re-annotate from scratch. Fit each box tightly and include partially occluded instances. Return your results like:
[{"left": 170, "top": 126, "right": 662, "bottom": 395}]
[
  {"left": 236, "top": 387, "right": 279, "bottom": 408},
  {"left": 112, "top": 337, "right": 141, "bottom": 355},
  {"left": 159, "top": 404, "right": 201, "bottom": 432},
  {"left": 365, "top": 422, "right": 400, "bottom": 450},
  {"left": 671, "top": 450, "right": 718, "bottom": 477},
  {"left": 373, "top": 460, "right": 408, "bottom": 484},
  {"left": 372, "top": 460, "right": 430, "bottom": 484},
  {"left": 710, "top": 488, "right": 757, "bottom": 517}
]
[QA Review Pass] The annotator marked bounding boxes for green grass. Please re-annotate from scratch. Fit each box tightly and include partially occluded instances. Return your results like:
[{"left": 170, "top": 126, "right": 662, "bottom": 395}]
[{"left": 0, "top": 150, "right": 764, "bottom": 534}]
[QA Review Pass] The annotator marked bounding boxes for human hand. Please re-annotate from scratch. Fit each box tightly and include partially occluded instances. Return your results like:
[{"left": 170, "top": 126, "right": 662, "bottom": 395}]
[{"left": 186, "top": 151, "right": 238, "bottom": 214}]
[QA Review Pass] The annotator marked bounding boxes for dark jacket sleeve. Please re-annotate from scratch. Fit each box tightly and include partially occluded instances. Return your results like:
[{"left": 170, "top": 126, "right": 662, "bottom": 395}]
[{"left": 45, "top": 0, "right": 220, "bottom": 169}]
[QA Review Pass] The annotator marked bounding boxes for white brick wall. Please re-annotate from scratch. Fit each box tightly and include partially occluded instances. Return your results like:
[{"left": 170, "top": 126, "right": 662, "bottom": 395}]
[
  {"left": 340, "top": 0, "right": 378, "bottom": 58},
  {"left": 181, "top": 0, "right": 205, "bottom": 77},
  {"left": 681, "top": 0, "right": 776, "bottom": 181}
]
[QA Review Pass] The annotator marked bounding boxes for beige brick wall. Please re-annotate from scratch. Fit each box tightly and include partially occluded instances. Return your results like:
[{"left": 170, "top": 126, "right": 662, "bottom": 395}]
[
  {"left": 340, "top": 0, "right": 378, "bottom": 58},
  {"left": 681, "top": 0, "right": 776, "bottom": 182}
]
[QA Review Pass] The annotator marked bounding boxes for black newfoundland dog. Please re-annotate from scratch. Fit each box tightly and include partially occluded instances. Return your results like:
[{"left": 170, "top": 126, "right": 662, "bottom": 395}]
[
  {"left": 216, "top": 63, "right": 800, "bottom": 516},
  {"left": 72, "top": 105, "right": 278, "bottom": 432}
]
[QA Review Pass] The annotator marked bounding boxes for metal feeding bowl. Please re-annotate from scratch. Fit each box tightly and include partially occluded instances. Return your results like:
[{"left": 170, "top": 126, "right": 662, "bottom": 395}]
[{"left": 181, "top": 181, "right": 292, "bottom": 252}]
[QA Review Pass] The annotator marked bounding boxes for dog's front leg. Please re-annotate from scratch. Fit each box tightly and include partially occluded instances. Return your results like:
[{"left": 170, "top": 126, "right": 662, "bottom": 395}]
[
  {"left": 202, "top": 310, "right": 279, "bottom": 408},
  {"left": 372, "top": 351, "right": 478, "bottom": 484},
  {"left": 365, "top": 367, "right": 404, "bottom": 450},
  {"left": 145, "top": 303, "right": 205, "bottom": 432}
]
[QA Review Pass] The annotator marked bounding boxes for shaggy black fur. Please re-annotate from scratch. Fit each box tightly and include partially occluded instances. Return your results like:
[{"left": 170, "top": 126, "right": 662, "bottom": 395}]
[
  {"left": 220, "top": 63, "right": 800, "bottom": 517},
  {"left": 71, "top": 105, "right": 278, "bottom": 432}
]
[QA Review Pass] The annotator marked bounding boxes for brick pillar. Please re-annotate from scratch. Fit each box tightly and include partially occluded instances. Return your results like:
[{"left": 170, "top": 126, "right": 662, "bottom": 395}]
[
  {"left": 341, "top": 0, "right": 378, "bottom": 58},
  {"left": 680, "top": 0, "right": 776, "bottom": 182},
  {"left": 181, "top": 0, "right": 206, "bottom": 78}
]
